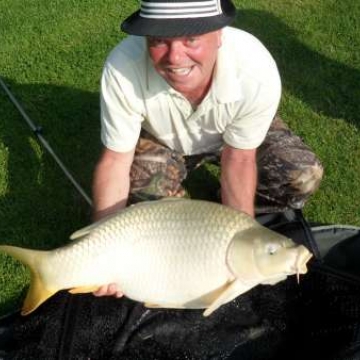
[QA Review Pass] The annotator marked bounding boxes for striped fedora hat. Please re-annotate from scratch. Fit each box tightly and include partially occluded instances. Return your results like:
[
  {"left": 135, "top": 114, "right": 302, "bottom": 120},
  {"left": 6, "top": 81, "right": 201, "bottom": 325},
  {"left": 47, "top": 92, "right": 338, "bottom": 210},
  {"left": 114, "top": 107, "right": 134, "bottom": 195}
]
[{"left": 121, "top": 0, "right": 236, "bottom": 37}]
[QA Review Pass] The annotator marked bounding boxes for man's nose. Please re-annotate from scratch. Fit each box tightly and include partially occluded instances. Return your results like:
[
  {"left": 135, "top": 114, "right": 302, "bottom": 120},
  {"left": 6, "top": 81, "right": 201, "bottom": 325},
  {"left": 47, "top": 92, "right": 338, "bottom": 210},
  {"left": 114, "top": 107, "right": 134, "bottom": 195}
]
[{"left": 167, "top": 41, "right": 185, "bottom": 64}]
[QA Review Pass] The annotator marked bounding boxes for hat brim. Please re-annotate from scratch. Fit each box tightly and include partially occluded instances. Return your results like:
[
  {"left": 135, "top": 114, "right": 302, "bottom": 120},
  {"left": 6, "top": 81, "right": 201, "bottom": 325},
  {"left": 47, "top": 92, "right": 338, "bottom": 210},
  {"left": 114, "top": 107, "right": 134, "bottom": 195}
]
[{"left": 121, "top": 4, "right": 236, "bottom": 37}]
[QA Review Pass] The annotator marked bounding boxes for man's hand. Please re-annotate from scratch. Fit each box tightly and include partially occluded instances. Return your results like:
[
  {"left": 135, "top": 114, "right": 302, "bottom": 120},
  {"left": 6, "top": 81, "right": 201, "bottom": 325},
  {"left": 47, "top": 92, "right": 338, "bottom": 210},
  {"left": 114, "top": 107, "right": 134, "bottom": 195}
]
[{"left": 93, "top": 283, "right": 124, "bottom": 298}]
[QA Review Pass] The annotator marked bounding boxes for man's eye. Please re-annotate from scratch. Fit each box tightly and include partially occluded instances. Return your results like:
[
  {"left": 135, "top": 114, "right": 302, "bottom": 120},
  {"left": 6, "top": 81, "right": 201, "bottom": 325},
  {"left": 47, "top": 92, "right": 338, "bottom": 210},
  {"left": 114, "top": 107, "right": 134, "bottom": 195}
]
[
  {"left": 148, "top": 38, "right": 167, "bottom": 47},
  {"left": 186, "top": 37, "right": 198, "bottom": 46}
]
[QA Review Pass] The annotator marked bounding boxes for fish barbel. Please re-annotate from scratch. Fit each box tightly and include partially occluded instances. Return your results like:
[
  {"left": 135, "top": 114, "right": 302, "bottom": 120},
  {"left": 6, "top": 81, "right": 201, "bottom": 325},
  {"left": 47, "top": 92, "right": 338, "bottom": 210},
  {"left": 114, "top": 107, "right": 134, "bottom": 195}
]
[{"left": 0, "top": 199, "right": 312, "bottom": 316}]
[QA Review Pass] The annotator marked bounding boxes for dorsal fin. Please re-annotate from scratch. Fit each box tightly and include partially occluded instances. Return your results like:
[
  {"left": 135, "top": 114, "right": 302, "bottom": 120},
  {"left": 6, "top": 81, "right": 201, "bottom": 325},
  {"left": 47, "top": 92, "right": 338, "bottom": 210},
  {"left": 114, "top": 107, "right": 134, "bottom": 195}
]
[
  {"left": 70, "top": 198, "right": 184, "bottom": 240},
  {"left": 69, "top": 210, "right": 123, "bottom": 240},
  {"left": 70, "top": 222, "right": 100, "bottom": 240}
]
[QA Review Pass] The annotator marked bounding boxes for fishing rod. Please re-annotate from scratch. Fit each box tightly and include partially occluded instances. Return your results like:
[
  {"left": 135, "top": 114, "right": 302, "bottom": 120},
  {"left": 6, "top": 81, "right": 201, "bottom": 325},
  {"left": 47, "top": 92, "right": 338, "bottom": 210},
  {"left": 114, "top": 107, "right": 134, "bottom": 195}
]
[{"left": 0, "top": 77, "right": 93, "bottom": 207}]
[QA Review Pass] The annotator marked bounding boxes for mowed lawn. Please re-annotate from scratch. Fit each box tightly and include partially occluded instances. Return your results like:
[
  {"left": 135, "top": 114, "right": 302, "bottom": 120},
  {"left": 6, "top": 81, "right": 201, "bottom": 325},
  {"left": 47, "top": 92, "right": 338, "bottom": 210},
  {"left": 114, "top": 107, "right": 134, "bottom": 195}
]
[{"left": 0, "top": 0, "right": 359, "bottom": 315}]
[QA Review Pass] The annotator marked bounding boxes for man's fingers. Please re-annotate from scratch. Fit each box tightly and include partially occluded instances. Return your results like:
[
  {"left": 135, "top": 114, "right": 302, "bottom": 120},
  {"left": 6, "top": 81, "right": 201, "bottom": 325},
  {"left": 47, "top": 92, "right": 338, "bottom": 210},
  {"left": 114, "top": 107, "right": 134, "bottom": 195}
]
[
  {"left": 114, "top": 291, "right": 124, "bottom": 298},
  {"left": 93, "top": 285, "right": 110, "bottom": 297},
  {"left": 109, "top": 283, "right": 124, "bottom": 298},
  {"left": 93, "top": 284, "right": 124, "bottom": 298}
]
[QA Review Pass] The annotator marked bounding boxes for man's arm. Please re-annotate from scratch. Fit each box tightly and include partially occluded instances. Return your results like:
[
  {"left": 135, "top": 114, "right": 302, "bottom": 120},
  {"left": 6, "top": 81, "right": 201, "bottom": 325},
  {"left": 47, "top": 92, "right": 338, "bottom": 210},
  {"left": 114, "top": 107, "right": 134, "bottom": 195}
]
[
  {"left": 92, "top": 146, "right": 135, "bottom": 297},
  {"left": 220, "top": 145, "right": 257, "bottom": 218},
  {"left": 92, "top": 147, "right": 135, "bottom": 221}
]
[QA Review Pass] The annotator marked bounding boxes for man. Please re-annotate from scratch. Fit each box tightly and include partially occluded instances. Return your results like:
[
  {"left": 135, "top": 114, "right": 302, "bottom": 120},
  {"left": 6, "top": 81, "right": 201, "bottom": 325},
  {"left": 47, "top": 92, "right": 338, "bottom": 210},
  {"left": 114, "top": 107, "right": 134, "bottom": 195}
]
[{"left": 92, "top": 0, "right": 323, "bottom": 296}]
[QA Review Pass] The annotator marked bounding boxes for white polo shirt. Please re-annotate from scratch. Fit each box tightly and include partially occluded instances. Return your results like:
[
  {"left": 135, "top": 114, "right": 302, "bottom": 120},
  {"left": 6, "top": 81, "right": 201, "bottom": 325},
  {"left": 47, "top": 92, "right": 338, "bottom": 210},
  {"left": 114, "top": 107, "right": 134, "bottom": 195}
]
[{"left": 100, "top": 26, "right": 281, "bottom": 155}]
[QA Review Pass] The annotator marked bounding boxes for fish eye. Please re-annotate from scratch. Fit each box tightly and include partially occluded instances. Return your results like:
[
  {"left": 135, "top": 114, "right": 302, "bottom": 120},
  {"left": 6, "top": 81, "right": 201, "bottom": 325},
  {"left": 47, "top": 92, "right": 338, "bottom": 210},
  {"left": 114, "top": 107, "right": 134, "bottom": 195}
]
[{"left": 266, "top": 243, "right": 280, "bottom": 255}]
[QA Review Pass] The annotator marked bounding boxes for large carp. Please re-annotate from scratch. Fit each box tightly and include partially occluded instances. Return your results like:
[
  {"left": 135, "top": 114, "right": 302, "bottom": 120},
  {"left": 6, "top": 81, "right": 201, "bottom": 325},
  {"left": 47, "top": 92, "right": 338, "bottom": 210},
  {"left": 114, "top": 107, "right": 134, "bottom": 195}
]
[{"left": 0, "top": 199, "right": 312, "bottom": 316}]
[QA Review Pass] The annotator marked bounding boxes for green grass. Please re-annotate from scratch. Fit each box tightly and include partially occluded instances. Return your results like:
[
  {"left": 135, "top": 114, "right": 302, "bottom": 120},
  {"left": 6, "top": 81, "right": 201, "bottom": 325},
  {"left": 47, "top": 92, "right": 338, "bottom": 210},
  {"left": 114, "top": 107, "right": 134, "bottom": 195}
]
[{"left": 0, "top": 0, "right": 359, "bottom": 316}]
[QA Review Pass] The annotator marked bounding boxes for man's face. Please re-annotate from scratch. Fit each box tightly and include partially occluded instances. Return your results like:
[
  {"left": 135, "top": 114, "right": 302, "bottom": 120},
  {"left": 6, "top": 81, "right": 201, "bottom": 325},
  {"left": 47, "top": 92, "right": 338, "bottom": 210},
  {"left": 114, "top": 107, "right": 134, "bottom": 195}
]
[{"left": 147, "top": 30, "right": 222, "bottom": 101}]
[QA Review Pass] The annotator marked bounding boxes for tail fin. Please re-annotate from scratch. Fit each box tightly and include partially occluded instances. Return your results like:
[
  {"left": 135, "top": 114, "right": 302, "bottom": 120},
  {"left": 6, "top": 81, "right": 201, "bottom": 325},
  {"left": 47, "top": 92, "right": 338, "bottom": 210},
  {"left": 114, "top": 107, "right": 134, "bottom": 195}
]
[{"left": 0, "top": 245, "right": 57, "bottom": 315}]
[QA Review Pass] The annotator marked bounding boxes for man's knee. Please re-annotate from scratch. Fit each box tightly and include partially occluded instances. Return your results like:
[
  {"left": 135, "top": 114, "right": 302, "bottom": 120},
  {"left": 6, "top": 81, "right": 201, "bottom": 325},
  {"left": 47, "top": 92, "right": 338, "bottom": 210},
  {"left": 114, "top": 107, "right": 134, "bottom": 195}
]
[
  {"left": 286, "top": 160, "right": 323, "bottom": 208},
  {"left": 129, "top": 136, "right": 187, "bottom": 203},
  {"left": 256, "top": 156, "right": 323, "bottom": 211},
  {"left": 257, "top": 115, "right": 324, "bottom": 210}
]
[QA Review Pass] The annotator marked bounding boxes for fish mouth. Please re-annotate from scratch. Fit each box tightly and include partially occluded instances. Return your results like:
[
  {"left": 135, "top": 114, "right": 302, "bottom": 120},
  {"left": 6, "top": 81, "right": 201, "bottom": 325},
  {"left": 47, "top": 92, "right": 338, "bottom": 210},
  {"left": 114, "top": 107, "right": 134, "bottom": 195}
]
[{"left": 293, "top": 246, "right": 313, "bottom": 282}]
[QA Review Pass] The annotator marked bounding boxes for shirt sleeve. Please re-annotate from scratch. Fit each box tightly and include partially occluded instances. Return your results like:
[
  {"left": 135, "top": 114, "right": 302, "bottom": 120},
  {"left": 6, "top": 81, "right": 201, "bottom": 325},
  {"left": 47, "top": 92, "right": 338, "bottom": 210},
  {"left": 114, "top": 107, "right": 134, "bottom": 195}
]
[{"left": 100, "top": 62, "right": 143, "bottom": 152}]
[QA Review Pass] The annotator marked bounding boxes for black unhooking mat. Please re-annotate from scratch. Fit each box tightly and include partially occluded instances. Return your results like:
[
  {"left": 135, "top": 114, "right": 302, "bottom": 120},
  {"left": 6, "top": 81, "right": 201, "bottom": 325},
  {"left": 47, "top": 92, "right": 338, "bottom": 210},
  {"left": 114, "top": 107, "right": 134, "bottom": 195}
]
[{"left": 1, "top": 210, "right": 360, "bottom": 360}]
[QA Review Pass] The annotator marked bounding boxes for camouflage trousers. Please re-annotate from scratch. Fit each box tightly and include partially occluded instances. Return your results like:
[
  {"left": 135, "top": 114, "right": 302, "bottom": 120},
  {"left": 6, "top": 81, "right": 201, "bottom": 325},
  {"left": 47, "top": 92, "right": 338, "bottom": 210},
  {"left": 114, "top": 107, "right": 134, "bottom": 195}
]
[{"left": 129, "top": 116, "right": 323, "bottom": 213}]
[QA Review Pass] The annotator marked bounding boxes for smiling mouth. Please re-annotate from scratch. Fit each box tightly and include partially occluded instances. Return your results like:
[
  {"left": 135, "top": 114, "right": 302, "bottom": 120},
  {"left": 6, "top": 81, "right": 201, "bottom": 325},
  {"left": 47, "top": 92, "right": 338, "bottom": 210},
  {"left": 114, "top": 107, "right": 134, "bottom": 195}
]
[{"left": 166, "top": 66, "right": 193, "bottom": 76}]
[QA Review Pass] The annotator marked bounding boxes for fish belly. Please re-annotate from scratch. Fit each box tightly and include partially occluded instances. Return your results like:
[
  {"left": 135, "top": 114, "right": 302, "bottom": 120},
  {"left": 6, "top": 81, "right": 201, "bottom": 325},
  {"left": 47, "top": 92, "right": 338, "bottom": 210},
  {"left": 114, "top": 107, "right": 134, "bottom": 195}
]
[{"left": 114, "top": 232, "right": 233, "bottom": 305}]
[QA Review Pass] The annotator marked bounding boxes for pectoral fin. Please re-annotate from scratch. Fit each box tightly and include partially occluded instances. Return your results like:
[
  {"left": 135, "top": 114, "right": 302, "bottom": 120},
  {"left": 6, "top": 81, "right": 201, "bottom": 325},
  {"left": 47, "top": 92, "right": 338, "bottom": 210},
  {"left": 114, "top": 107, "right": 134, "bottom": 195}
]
[
  {"left": 203, "top": 279, "right": 257, "bottom": 317},
  {"left": 184, "top": 282, "right": 232, "bottom": 309},
  {"left": 261, "top": 274, "right": 287, "bottom": 285},
  {"left": 68, "top": 285, "right": 101, "bottom": 294}
]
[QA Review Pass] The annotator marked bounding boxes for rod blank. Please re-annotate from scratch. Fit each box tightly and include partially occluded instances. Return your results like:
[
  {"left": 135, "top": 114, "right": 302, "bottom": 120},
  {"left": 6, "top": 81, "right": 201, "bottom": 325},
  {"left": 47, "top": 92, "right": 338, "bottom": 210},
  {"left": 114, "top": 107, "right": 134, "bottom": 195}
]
[{"left": 0, "top": 77, "right": 93, "bottom": 207}]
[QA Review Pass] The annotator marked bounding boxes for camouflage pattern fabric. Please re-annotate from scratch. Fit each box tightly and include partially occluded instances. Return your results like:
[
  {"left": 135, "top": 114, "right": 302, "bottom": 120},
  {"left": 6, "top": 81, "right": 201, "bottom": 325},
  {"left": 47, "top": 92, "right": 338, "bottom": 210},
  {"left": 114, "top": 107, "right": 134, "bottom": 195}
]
[
  {"left": 129, "top": 116, "right": 323, "bottom": 213},
  {"left": 129, "top": 133, "right": 187, "bottom": 203},
  {"left": 255, "top": 116, "right": 323, "bottom": 212}
]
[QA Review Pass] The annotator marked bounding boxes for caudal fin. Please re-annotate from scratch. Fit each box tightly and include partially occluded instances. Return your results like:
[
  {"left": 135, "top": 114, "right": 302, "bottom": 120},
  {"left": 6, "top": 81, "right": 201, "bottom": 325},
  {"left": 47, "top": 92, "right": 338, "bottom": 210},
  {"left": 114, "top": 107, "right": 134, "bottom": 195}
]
[{"left": 0, "top": 245, "right": 57, "bottom": 315}]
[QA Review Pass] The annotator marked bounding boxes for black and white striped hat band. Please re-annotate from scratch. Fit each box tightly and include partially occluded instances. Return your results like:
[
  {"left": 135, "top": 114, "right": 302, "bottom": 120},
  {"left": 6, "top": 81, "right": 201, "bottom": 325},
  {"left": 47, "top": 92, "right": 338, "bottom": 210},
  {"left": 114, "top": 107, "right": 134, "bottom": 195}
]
[
  {"left": 121, "top": 0, "right": 235, "bottom": 36},
  {"left": 139, "top": 0, "right": 223, "bottom": 19}
]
